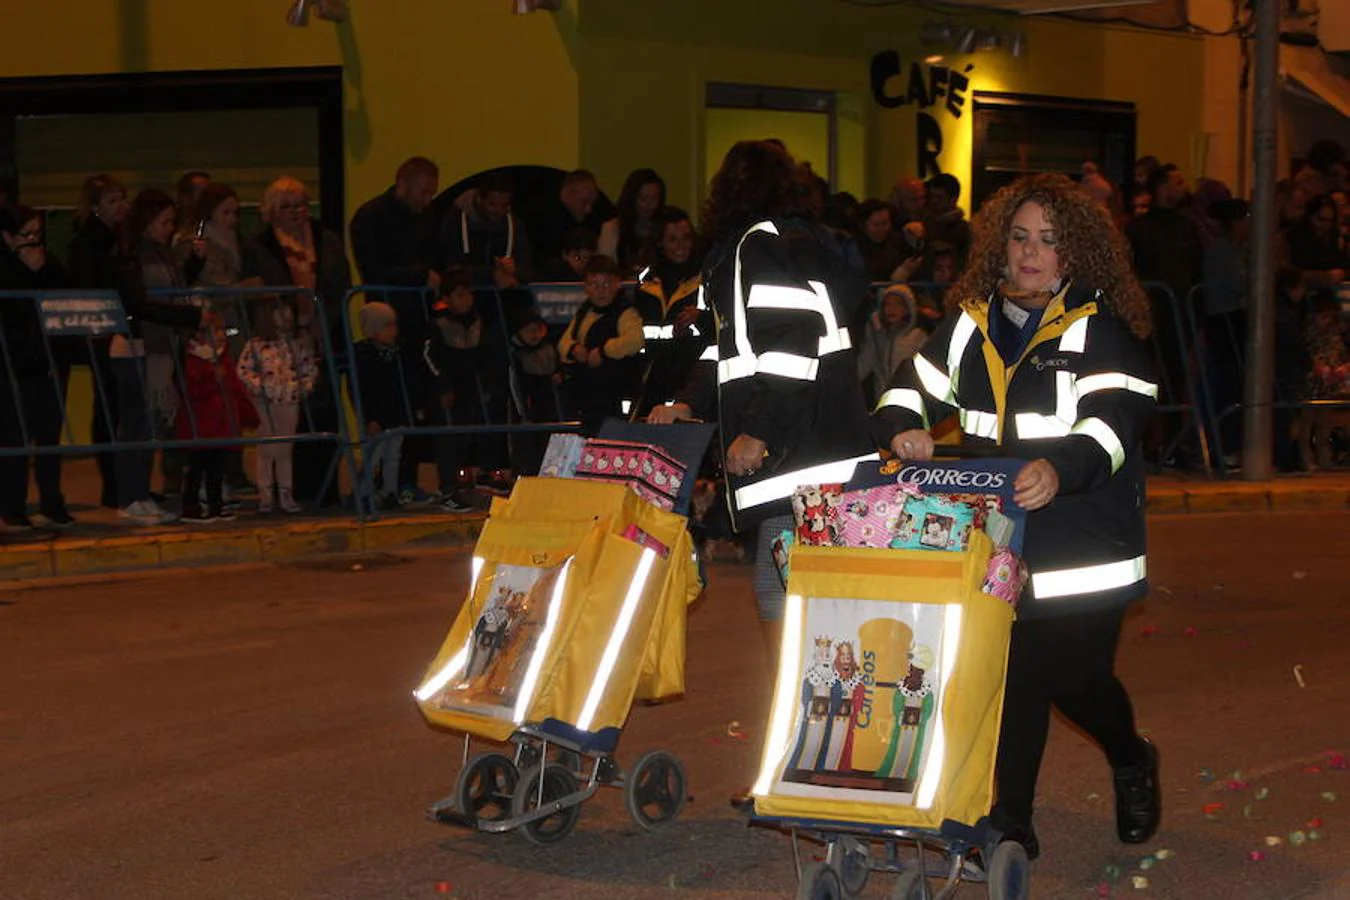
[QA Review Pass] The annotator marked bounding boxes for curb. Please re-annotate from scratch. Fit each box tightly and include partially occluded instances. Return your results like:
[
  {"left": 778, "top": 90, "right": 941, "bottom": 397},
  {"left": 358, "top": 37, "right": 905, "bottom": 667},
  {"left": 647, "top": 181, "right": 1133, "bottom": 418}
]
[
  {"left": 1147, "top": 483, "right": 1350, "bottom": 513},
  {"left": 0, "top": 513, "right": 485, "bottom": 582}
]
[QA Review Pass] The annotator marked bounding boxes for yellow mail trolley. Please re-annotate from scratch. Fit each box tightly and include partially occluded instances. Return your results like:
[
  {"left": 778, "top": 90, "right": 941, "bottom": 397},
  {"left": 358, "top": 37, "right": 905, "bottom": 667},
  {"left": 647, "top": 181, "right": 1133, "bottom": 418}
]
[
  {"left": 413, "top": 476, "right": 702, "bottom": 844},
  {"left": 747, "top": 525, "right": 1029, "bottom": 900}
]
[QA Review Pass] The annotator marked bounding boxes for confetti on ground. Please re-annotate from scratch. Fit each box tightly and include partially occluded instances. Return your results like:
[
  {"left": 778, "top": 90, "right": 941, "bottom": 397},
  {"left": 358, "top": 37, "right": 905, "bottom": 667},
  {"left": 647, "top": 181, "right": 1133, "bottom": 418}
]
[
  {"left": 705, "top": 737, "right": 722, "bottom": 745},
  {"left": 1293, "top": 571, "right": 1307, "bottom": 580},
  {"left": 1327, "top": 753, "right": 1348, "bottom": 770},
  {"left": 435, "top": 882, "right": 451, "bottom": 894},
  {"left": 1309, "top": 829, "right": 1325, "bottom": 841},
  {"left": 1294, "top": 665, "right": 1307, "bottom": 689},
  {"left": 1323, "top": 791, "right": 1339, "bottom": 803},
  {"left": 1139, "top": 856, "right": 1156, "bottom": 870},
  {"left": 1196, "top": 768, "right": 1216, "bottom": 784},
  {"left": 1139, "top": 624, "right": 1160, "bottom": 638},
  {"left": 1255, "top": 787, "right": 1270, "bottom": 801},
  {"left": 1203, "top": 802, "right": 1225, "bottom": 819},
  {"left": 1132, "top": 876, "right": 1150, "bottom": 890},
  {"left": 1183, "top": 626, "right": 1197, "bottom": 637},
  {"left": 1304, "top": 766, "right": 1324, "bottom": 775},
  {"left": 1213, "top": 584, "right": 1225, "bottom": 591},
  {"left": 726, "top": 721, "right": 746, "bottom": 739},
  {"left": 1243, "top": 803, "right": 1255, "bottom": 819},
  {"left": 1265, "top": 836, "right": 1284, "bottom": 847},
  {"left": 1307, "top": 817, "right": 1324, "bottom": 829},
  {"left": 1105, "top": 864, "right": 1123, "bottom": 882},
  {"left": 1290, "top": 830, "right": 1308, "bottom": 846},
  {"left": 1096, "top": 882, "right": 1112, "bottom": 898},
  {"left": 1225, "top": 779, "right": 1250, "bottom": 791},
  {"left": 1248, "top": 850, "right": 1267, "bottom": 862}
]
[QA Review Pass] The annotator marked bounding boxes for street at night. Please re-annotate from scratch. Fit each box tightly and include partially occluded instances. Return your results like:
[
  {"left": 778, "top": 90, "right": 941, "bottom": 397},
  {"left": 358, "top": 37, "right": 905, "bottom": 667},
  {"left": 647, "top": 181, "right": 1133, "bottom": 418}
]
[{"left": 3, "top": 510, "right": 1349, "bottom": 900}]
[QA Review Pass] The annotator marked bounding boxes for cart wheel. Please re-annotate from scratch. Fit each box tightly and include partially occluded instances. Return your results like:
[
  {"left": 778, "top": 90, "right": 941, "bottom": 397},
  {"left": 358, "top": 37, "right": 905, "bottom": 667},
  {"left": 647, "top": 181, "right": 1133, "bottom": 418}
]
[
  {"left": 797, "top": 861, "right": 844, "bottom": 900},
  {"left": 625, "top": 751, "right": 687, "bottom": 829},
  {"left": 986, "top": 840, "right": 1030, "bottom": 900},
  {"left": 453, "top": 752, "right": 518, "bottom": 822},
  {"left": 889, "top": 869, "right": 928, "bottom": 900},
  {"left": 835, "top": 838, "right": 870, "bottom": 897},
  {"left": 512, "top": 763, "right": 581, "bottom": 845}
]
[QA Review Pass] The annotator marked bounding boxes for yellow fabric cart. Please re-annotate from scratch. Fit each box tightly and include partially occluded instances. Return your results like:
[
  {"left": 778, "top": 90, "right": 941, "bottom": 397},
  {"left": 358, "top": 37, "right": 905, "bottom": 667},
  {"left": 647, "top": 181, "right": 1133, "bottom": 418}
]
[
  {"left": 747, "top": 526, "right": 1031, "bottom": 900},
  {"left": 413, "top": 476, "right": 702, "bottom": 844}
]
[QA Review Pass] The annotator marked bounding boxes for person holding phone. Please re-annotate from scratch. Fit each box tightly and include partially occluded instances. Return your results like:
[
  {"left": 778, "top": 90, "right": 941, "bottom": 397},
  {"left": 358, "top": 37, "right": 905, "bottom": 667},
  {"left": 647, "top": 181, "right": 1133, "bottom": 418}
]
[{"left": 872, "top": 173, "right": 1160, "bottom": 860}]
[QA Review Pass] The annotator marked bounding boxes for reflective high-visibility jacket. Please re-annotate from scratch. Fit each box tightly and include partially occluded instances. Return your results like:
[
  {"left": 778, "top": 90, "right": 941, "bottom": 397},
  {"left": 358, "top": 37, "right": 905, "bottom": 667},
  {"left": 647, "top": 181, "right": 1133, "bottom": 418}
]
[
  {"left": 679, "top": 218, "right": 878, "bottom": 530},
  {"left": 872, "top": 282, "right": 1157, "bottom": 619}
]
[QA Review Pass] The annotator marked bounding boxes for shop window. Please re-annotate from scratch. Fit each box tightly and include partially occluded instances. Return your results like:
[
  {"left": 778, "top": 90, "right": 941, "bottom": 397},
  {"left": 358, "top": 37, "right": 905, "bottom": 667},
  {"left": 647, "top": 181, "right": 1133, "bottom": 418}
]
[{"left": 971, "top": 92, "right": 1136, "bottom": 209}]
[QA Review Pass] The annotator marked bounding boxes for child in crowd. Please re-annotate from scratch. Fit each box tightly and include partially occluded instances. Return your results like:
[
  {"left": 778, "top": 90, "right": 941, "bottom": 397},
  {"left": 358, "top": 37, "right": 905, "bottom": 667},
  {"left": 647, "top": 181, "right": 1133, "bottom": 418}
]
[
  {"left": 508, "top": 305, "right": 561, "bottom": 474},
  {"left": 177, "top": 308, "right": 253, "bottom": 521},
  {"left": 351, "top": 301, "right": 411, "bottom": 510},
  {"left": 237, "top": 298, "right": 318, "bottom": 513},
  {"left": 422, "top": 267, "right": 484, "bottom": 512},
  {"left": 558, "top": 255, "right": 645, "bottom": 433},
  {"left": 1306, "top": 293, "right": 1350, "bottom": 467},
  {"left": 535, "top": 227, "right": 597, "bottom": 282},
  {"left": 857, "top": 284, "right": 929, "bottom": 405},
  {"left": 1274, "top": 267, "right": 1315, "bottom": 472}
]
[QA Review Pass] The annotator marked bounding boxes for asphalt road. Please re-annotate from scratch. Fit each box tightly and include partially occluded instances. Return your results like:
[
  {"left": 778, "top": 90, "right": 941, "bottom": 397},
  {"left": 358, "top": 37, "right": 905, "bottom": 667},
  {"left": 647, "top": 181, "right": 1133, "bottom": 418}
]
[{"left": 2, "top": 511, "right": 1349, "bottom": 900}]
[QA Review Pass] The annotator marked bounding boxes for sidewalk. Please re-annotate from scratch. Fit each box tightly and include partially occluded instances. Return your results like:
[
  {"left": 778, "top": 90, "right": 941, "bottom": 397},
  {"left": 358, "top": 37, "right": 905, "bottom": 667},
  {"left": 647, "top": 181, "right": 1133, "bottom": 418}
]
[{"left": 2, "top": 460, "right": 1347, "bottom": 582}]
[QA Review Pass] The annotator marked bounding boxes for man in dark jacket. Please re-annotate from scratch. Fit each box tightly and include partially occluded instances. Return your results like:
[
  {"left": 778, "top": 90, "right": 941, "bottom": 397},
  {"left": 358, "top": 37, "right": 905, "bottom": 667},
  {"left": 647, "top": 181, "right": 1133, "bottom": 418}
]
[
  {"left": 350, "top": 157, "right": 442, "bottom": 339},
  {"left": 440, "top": 172, "right": 533, "bottom": 289},
  {"left": 523, "top": 170, "right": 608, "bottom": 271}
]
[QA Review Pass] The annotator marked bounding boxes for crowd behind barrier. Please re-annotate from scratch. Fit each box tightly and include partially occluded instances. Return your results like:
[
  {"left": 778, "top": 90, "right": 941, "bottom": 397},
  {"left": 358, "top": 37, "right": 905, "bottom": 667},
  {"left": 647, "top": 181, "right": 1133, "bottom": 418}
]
[{"left": 2, "top": 277, "right": 1348, "bottom": 529}]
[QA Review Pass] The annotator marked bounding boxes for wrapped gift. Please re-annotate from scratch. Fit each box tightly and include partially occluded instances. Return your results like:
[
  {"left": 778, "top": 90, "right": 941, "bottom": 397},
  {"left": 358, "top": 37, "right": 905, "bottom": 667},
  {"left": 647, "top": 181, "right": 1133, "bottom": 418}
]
[
  {"left": 770, "top": 529, "right": 794, "bottom": 588},
  {"left": 539, "top": 433, "right": 585, "bottom": 478},
  {"left": 981, "top": 547, "right": 1028, "bottom": 605},
  {"left": 621, "top": 524, "right": 671, "bottom": 558},
  {"left": 575, "top": 439, "right": 685, "bottom": 510},
  {"left": 983, "top": 509, "right": 1016, "bottom": 548},
  {"left": 790, "top": 483, "right": 845, "bottom": 546},
  {"left": 827, "top": 482, "right": 922, "bottom": 549}
]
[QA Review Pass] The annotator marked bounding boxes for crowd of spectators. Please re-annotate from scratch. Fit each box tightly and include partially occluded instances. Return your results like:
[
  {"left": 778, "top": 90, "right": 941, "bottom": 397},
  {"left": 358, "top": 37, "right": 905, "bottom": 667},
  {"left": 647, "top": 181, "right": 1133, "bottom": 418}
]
[{"left": 1, "top": 136, "right": 1348, "bottom": 532}]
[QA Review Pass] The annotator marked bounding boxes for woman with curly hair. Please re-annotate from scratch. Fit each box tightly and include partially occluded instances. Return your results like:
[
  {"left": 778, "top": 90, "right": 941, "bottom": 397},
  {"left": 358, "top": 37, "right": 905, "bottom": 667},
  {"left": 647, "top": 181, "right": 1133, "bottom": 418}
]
[
  {"left": 650, "top": 140, "right": 876, "bottom": 648},
  {"left": 873, "top": 173, "right": 1160, "bottom": 859}
]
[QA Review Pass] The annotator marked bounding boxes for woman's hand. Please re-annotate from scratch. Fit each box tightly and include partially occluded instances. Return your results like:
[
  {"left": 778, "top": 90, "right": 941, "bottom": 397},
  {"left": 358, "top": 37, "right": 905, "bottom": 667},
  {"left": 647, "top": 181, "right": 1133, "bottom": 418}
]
[
  {"left": 890, "top": 429, "right": 934, "bottom": 461},
  {"left": 586, "top": 348, "right": 603, "bottom": 368},
  {"left": 647, "top": 402, "right": 691, "bottom": 424},
  {"left": 726, "top": 433, "right": 768, "bottom": 477},
  {"left": 570, "top": 343, "right": 590, "bottom": 364},
  {"left": 1014, "top": 459, "right": 1060, "bottom": 511}
]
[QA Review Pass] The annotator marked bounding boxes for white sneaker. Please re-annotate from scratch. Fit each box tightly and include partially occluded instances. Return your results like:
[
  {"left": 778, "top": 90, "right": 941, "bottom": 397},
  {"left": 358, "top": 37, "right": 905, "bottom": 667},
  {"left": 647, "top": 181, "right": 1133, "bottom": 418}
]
[
  {"left": 118, "top": 501, "right": 158, "bottom": 524},
  {"left": 143, "top": 499, "right": 179, "bottom": 524},
  {"left": 278, "top": 488, "right": 301, "bottom": 515}
]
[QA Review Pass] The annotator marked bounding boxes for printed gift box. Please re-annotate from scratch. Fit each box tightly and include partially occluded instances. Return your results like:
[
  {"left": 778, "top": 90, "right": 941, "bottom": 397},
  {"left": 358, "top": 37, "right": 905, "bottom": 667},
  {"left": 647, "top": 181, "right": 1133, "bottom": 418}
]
[
  {"left": 539, "top": 433, "right": 586, "bottom": 478},
  {"left": 575, "top": 439, "right": 686, "bottom": 511}
]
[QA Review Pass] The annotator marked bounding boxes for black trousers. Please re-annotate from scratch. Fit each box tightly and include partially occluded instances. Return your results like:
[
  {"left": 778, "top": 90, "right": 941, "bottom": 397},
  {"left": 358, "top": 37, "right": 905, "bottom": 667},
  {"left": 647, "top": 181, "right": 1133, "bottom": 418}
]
[
  {"left": 993, "top": 606, "right": 1144, "bottom": 829},
  {"left": 184, "top": 448, "right": 225, "bottom": 513},
  {"left": 0, "top": 373, "right": 69, "bottom": 517},
  {"left": 88, "top": 343, "right": 120, "bottom": 507}
]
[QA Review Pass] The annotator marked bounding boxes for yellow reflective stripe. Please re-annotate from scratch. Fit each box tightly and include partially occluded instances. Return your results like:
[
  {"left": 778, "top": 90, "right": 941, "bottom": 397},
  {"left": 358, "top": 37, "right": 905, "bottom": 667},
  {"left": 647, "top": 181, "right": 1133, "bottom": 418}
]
[
  {"left": 913, "top": 352, "right": 954, "bottom": 404},
  {"left": 1059, "top": 317, "right": 1090, "bottom": 353},
  {"left": 734, "top": 452, "right": 880, "bottom": 510},
  {"left": 1072, "top": 416, "right": 1126, "bottom": 472},
  {"left": 960, "top": 408, "right": 1000, "bottom": 439},
  {"left": 575, "top": 549, "right": 656, "bottom": 732},
  {"left": 698, "top": 344, "right": 719, "bottom": 362},
  {"left": 876, "top": 387, "right": 926, "bottom": 420},
  {"left": 1032, "top": 554, "right": 1147, "bottom": 599},
  {"left": 1076, "top": 372, "right": 1159, "bottom": 399},
  {"left": 1014, "top": 412, "right": 1072, "bottom": 439}
]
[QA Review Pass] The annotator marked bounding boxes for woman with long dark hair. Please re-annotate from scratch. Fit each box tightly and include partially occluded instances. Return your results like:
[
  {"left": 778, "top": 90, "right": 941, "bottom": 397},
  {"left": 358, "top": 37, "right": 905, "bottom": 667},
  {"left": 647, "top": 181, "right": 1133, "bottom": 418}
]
[
  {"left": 1280, "top": 193, "right": 1348, "bottom": 291},
  {"left": 650, "top": 140, "right": 876, "bottom": 647},
  {"left": 109, "top": 189, "right": 203, "bottom": 525},
  {"left": 874, "top": 173, "right": 1160, "bottom": 859},
  {"left": 599, "top": 168, "right": 665, "bottom": 273}
]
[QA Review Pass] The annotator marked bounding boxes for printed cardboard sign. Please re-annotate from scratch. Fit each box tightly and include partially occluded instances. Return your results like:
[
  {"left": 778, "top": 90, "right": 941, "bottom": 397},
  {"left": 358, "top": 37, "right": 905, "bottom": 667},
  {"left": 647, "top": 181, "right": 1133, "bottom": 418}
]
[
  {"left": 36, "top": 292, "right": 128, "bottom": 337},
  {"left": 769, "top": 596, "right": 952, "bottom": 806},
  {"left": 426, "top": 561, "right": 566, "bottom": 722}
]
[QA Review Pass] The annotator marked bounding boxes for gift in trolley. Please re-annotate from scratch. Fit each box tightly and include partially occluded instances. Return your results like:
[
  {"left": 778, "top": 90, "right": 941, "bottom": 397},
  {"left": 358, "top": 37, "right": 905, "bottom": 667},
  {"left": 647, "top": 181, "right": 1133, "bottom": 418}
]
[
  {"left": 411, "top": 421, "right": 715, "bottom": 844},
  {"left": 745, "top": 451, "right": 1034, "bottom": 900}
]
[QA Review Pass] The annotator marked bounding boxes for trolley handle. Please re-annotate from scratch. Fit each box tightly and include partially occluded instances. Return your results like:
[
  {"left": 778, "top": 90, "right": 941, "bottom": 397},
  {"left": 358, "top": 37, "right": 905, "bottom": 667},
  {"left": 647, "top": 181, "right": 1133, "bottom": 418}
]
[{"left": 933, "top": 444, "right": 1007, "bottom": 460}]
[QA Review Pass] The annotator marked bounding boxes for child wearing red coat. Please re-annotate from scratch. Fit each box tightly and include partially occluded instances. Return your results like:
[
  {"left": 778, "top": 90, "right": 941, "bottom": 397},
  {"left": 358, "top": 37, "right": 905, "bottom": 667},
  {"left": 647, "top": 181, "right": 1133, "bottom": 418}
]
[{"left": 176, "top": 309, "right": 255, "bottom": 521}]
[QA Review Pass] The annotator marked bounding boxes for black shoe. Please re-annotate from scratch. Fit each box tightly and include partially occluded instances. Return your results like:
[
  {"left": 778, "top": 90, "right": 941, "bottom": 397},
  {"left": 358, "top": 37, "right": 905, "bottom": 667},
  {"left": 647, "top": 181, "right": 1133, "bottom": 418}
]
[
  {"left": 2, "top": 513, "right": 35, "bottom": 531},
  {"left": 41, "top": 508, "right": 76, "bottom": 529},
  {"left": 729, "top": 788, "right": 754, "bottom": 813},
  {"left": 1114, "top": 738, "right": 1161, "bottom": 844},
  {"left": 182, "top": 506, "right": 214, "bottom": 523},
  {"left": 210, "top": 506, "right": 237, "bottom": 522},
  {"left": 999, "top": 825, "right": 1040, "bottom": 861}
]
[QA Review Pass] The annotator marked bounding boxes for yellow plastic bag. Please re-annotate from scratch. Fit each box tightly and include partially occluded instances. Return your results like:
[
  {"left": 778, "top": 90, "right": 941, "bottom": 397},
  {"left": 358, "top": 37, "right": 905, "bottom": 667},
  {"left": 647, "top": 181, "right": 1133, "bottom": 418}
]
[
  {"left": 413, "top": 478, "right": 700, "bottom": 743},
  {"left": 751, "top": 531, "right": 1014, "bottom": 831}
]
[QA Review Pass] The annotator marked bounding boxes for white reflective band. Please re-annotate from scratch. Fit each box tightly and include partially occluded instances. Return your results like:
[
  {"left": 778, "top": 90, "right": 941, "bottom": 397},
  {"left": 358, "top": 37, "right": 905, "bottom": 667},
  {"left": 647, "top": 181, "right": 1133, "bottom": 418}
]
[
  {"left": 1060, "top": 317, "right": 1089, "bottom": 353},
  {"left": 1076, "top": 372, "right": 1159, "bottom": 399},
  {"left": 1056, "top": 370, "right": 1078, "bottom": 426},
  {"left": 1072, "top": 416, "right": 1126, "bottom": 472},
  {"left": 1015, "top": 412, "right": 1072, "bottom": 439},
  {"left": 620, "top": 399, "right": 632, "bottom": 415},
  {"left": 747, "top": 282, "right": 837, "bottom": 330},
  {"left": 947, "top": 311, "right": 979, "bottom": 393},
  {"left": 696, "top": 284, "right": 708, "bottom": 311},
  {"left": 960, "top": 408, "right": 1000, "bottom": 440},
  {"left": 734, "top": 452, "right": 880, "bottom": 510},
  {"left": 689, "top": 325, "right": 701, "bottom": 338},
  {"left": 1032, "top": 554, "right": 1147, "bottom": 599},
  {"left": 643, "top": 324, "right": 674, "bottom": 340},
  {"left": 730, "top": 221, "right": 781, "bottom": 366},
  {"left": 915, "top": 603, "right": 963, "bottom": 810},
  {"left": 513, "top": 559, "right": 574, "bottom": 723},
  {"left": 576, "top": 549, "right": 657, "bottom": 731},
  {"left": 756, "top": 351, "right": 819, "bottom": 381},
  {"left": 637, "top": 266, "right": 652, "bottom": 282},
  {"left": 753, "top": 593, "right": 805, "bottom": 797},
  {"left": 699, "top": 344, "right": 719, "bottom": 362},
  {"left": 412, "top": 555, "right": 486, "bottom": 702},
  {"left": 817, "top": 327, "right": 852, "bottom": 355},
  {"left": 876, "top": 387, "right": 926, "bottom": 420},
  {"left": 717, "top": 355, "right": 754, "bottom": 383},
  {"left": 913, "top": 352, "right": 954, "bottom": 404},
  {"left": 460, "top": 208, "right": 513, "bottom": 258}
]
